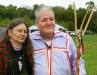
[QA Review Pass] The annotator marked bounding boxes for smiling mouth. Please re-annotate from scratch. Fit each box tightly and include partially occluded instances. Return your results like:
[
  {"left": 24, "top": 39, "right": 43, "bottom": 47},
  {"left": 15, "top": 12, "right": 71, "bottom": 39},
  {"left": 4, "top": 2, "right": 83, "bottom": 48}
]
[
  {"left": 20, "top": 38, "right": 25, "bottom": 40},
  {"left": 46, "top": 27, "right": 53, "bottom": 28}
]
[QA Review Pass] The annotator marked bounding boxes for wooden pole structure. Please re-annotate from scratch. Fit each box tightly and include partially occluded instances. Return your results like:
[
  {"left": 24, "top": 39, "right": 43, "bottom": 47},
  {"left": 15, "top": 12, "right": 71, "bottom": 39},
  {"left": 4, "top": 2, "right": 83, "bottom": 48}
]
[
  {"left": 73, "top": 3, "right": 96, "bottom": 75},
  {"left": 73, "top": 2, "right": 77, "bottom": 35},
  {"left": 82, "top": 6, "right": 96, "bottom": 36},
  {"left": 80, "top": 6, "right": 90, "bottom": 32},
  {"left": 73, "top": 2, "right": 80, "bottom": 75}
]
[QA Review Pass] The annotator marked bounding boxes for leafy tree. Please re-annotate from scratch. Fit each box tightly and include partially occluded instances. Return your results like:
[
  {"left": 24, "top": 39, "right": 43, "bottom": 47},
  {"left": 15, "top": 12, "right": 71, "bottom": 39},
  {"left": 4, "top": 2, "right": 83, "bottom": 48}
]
[
  {"left": 23, "top": 15, "right": 34, "bottom": 27},
  {"left": 77, "top": 8, "right": 87, "bottom": 29},
  {"left": 0, "top": 3, "right": 97, "bottom": 32},
  {"left": 17, "top": 7, "right": 31, "bottom": 18},
  {"left": 85, "top": 1, "right": 95, "bottom": 10},
  {"left": 68, "top": 4, "right": 73, "bottom": 10},
  {"left": 0, "top": 18, "right": 10, "bottom": 27},
  {"left": 89, "top": 11, "right": 97, "bottom": 33},
  {"left": 52, "top": 6, "right": 65, "bottom": 21},
  {"left": 33, "top": 4, "right": 39, "bottom": 11},
  {"left": 6, "top": 4, "right": 18, "bottom": 20},
  {"left": 0, "top": 5, "right": 6, "bottom": 19}
]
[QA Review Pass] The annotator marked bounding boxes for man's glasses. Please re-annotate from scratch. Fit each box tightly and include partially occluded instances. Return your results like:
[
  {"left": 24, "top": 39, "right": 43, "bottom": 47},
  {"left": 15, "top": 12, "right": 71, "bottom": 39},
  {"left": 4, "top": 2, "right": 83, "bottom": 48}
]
[{"left": 13, "top": 29, "right": 27, "bottom": 34}]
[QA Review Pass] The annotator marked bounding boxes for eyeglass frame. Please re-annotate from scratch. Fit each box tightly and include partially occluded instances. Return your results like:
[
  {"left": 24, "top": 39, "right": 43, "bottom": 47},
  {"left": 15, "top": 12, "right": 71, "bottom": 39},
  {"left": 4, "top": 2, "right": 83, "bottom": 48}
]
[{"left": 12, "top": 29, "right": 28, "bottom": 34}]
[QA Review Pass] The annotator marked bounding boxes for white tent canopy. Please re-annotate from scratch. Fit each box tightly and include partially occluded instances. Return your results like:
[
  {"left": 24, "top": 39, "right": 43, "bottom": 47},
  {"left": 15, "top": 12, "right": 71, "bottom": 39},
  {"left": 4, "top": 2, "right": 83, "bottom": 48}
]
[
  {"left": 55, "top": 24, "right": 66, "bottom": 30},
  {"left": 29, "top": 24, "right": 67, "bottom": 33},
  {"left": 29, "top": 24, "right": 39, "bottom": 30}
]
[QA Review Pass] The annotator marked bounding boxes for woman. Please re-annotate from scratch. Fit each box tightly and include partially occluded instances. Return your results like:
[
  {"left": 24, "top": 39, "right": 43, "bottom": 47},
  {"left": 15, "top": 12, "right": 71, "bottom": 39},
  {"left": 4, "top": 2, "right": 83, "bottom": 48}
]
[{"left": 0, "top": 19, "right": 34, "bottom": 75}]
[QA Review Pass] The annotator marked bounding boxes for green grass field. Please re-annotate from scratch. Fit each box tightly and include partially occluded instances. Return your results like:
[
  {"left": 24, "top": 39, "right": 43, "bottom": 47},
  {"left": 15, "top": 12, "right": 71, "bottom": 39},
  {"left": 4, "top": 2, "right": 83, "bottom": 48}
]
[{"left": 72, "top": 34, "right": 97, "bottom": 75}]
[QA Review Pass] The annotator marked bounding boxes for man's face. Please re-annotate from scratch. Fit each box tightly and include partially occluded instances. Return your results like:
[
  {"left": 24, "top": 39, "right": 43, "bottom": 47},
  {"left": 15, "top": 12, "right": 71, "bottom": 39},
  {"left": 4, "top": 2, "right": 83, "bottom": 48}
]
[{"left": 35, "top": 11, "right": 55, "bottom": 34}]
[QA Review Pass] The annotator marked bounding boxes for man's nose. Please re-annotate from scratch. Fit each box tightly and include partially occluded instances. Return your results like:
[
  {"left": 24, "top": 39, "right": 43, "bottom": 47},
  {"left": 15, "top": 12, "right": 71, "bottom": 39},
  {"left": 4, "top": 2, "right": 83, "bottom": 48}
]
[{"left": 46, "top": 19, "right": 52, "bottom": 25}]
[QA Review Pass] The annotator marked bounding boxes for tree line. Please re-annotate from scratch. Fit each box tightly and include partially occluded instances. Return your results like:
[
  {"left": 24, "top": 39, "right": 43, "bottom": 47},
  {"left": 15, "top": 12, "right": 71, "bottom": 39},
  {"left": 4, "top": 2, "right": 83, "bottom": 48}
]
[{"left": 0, "top": 1, "right": 97, "bottom": 33}]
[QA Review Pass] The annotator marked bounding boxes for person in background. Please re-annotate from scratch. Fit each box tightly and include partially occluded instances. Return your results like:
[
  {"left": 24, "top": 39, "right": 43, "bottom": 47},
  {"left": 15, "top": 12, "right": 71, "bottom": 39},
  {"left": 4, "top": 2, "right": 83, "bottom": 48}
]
[
  {"left": 30, "top": 5, "right": 86, "bottom": 75},
  {"left": 59, "top": 28, "right": 63, "bottom": 32},
  {"left": 0, "top": 19, "right": 34, "bottom": 75}
]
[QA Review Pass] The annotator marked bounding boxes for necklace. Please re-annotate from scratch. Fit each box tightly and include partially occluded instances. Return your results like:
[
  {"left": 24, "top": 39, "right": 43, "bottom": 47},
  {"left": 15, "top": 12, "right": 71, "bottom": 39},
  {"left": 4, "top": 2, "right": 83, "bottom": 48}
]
[
  {"left": 13, "top": 45, "right": 22, "bottom": 51},
  {"left": 18, "top": 57, "right": 22, "bottom": 71}
]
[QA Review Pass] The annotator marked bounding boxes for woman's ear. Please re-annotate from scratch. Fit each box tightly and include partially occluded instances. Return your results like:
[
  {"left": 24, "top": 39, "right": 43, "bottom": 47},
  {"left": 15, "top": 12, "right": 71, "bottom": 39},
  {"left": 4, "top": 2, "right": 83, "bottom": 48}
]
[{"left": 8, "top": 29, "right": 12, "bottom": 36}]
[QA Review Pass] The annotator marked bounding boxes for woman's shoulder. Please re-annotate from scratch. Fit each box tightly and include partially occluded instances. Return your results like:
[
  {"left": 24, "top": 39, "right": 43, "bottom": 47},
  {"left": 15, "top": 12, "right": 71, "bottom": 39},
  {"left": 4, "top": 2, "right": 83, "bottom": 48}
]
[
  {"left": 0, "top": 42, "right": 8, "bottom": 48},
  {"left": 0, "top": 42, "right": 9, "bottom": 55}
]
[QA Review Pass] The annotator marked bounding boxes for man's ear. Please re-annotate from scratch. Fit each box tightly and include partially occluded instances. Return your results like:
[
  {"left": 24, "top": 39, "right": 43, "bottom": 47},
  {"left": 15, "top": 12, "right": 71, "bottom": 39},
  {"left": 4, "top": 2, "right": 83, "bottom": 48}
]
[{"left": 35, "top": 20, "right": 39, "bottom": 28}]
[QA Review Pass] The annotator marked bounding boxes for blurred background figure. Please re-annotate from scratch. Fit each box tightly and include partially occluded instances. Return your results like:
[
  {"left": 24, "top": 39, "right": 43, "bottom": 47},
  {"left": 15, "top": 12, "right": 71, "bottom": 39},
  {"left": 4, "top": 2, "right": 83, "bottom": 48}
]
[
  {"left": 59, "top": 28, "right": 63, "bottom": 32},
  {"left": 0, "top": 27, "right": 6, "bottom": 38}
]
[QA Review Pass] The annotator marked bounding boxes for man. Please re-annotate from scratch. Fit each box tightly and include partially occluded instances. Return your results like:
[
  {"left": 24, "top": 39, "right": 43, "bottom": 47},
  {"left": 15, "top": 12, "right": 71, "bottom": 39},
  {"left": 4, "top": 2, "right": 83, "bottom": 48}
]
[{"left": 30, "top": 5, "right": 86, "bottom": 75}]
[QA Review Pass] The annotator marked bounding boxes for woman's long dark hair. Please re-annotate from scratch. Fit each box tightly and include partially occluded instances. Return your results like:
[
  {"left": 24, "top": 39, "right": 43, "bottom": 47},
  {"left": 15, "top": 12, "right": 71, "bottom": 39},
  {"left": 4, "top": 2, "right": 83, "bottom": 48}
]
[{"left": 0, "top": 19, "right": 34, "bottom": 75}]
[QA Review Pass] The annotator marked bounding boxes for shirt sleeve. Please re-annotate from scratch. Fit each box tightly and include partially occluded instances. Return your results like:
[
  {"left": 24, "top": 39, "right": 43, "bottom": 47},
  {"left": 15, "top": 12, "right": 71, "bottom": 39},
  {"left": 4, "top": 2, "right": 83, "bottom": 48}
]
[{"left": 69, "top": 36, "right": 86, "bottom": 75}]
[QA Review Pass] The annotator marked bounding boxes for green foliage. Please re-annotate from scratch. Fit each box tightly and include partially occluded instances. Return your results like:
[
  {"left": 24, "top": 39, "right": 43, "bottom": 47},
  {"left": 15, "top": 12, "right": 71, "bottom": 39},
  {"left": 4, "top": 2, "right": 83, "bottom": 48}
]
[
  {"left": 6, "top": 4, "right": 18, "bottom": 20},
  {"left": 0, "top": 4, "right": 18, "bottom": 20},
  {"left": 0, "top": 18, "right": 10, "bottom": 27},
  {"left": 0, "top": 1, "right": 97, "bottom": 32},
  {"left": 56, "top": 20, "right": 68, "bottom": 29},
  {"left": 67, "top": 21, "right": 75, "bottom": 30},
  {"left": 23, "top": 15, "right": 34, "bottom": 27},
  {"left": 85, "top": 1, "right": 95, "bottom": 9},
  {"left": 77, "top": 8, "right": 87, "bottom": 29},
  {"left": 29, "top": 10, "right": 35, "bottom": 20},
  {"left": 63, "top": 9, "right": 74, "bottom": 22},
  {"left": 53, "top": 6, "right": 65, "bottom": 21},
  {"left": 17, "top": 7, "right": 31, "bottom": 18},
  {"left": 0, "top": 5, "right": 6, "bottom": 19},
  {"left": 33, "top": 4, "right": 39, "bottom": 11},
  {"left": 89, "top": 11, "right": 97, "bottom": 33}
]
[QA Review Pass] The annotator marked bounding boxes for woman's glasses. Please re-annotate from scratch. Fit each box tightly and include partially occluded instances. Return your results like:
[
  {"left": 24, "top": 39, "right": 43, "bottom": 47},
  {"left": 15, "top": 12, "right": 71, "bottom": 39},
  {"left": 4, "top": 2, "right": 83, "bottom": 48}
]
[{"left": 13, "top": 29, "right": 27, "bottom": 34}]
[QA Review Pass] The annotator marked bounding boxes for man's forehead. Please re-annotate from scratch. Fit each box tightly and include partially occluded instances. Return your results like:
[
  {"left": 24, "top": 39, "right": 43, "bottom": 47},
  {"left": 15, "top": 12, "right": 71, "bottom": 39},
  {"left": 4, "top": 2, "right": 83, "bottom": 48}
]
[
  {"left": 39, "top": 11, "right": 54, "bottom": 15},
  {"left": 40, "top": 12, "right": 54, "bottom": 18}
]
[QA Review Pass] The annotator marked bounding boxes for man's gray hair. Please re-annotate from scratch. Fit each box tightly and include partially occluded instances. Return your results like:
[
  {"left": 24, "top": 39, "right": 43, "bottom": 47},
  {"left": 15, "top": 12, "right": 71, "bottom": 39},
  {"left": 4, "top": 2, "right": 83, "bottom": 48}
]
[{"left": 35, "top": 5, "right": 54, "bottom": 21}]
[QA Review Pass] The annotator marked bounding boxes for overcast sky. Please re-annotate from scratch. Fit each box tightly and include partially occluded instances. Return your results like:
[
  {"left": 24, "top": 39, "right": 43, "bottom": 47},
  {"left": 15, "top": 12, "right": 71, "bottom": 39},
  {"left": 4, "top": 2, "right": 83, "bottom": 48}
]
[{"left": 0, "top": 0, "right": 97, "bottom": 9}]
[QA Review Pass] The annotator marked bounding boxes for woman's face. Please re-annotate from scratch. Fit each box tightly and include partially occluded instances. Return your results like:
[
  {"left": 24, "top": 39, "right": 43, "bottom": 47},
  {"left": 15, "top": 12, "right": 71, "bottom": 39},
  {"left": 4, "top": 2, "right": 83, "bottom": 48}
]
[{"left": 8, "top": 23, "right": 28, "bottom": 46}]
